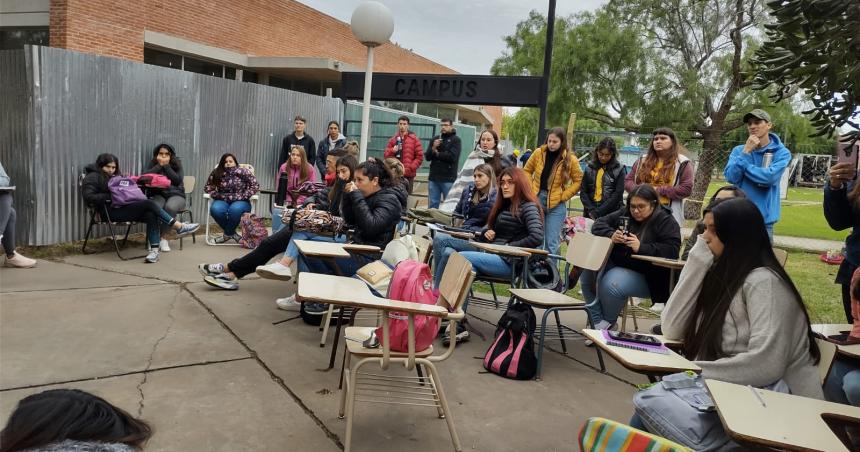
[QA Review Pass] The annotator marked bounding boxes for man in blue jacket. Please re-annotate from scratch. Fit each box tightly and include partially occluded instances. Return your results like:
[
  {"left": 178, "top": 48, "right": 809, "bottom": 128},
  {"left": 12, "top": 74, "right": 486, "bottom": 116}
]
[{"left": 724, "top": 109, "right": 791, "bottom": 240}]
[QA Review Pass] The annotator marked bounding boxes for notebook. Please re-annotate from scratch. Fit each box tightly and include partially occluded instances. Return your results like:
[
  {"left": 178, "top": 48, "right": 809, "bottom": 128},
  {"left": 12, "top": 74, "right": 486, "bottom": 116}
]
[{"left": 601, "top": 330, "right": 670, "bottom": 354}]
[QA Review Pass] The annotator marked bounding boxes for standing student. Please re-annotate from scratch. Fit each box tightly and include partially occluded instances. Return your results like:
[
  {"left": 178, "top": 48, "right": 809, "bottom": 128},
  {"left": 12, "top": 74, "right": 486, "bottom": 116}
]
[
  {"left": 439, "top": 129, "right": 508, "bottom": 214},
  {"left": 81, "top": 153, "right": 199, "bottom": 263},
  {"left": 384, "top": 116, "right": 423, "bottom": 193},
  {"left": 825, "top": 137, "right": 860, "bottom": 323},
  {"left": 425, "top": 118, "right": 462, "bottom": 208},
  {"left": 625, "top": 127, "right": 694, "bottom": 226},
  {"left": 316, "top": 120, "right": 346, "bottom": 177},
  {"left": 279, "top": 115, "right": 316, "bottom": 169},
  {"left": 724, "top": 109, "right": 791, "bottom": 240},
  {"left": 581, "top": 137, "right": 626, "bottom": 220},
  {"left": 203, "top": 153, "right": 259, "bottom": 243},
  {"left": 0, "top": 161, "right": 36, "bottom": 268},
  {"left": 144, "top": 143, "right": 185, "bottom": 252},
  {"left": 523, "top": 127, "right": 583, "bottom": 255}
]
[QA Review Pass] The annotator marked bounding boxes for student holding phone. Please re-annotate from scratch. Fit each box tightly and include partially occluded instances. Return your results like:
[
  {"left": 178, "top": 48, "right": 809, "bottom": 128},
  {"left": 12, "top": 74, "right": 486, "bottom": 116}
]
[
  {"left": 825, "top": 135, "right": 860, "bottom": 323},
  {"left": 582, "top": 184, "right": 681, "bottom": 330}
]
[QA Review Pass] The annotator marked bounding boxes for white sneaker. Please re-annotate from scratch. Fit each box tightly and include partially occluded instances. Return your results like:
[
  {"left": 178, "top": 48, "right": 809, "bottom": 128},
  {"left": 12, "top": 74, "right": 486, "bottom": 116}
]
[
  {"left": 256, "top": 262, "right": 292, "bottom": 281},
  {"left": 276, "top": 294, "right": 301, "bottom": 311},
  {"left": 4, "top": 252, "right": 36, "bottom": 268},
  {"left": 159, "top": 239, "right": 171, "bottom": 252}
]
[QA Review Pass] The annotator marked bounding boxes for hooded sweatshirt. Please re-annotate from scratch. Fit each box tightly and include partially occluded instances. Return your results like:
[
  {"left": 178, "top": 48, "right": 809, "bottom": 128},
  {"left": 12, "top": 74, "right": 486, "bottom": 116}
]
[
  {"left": 316, "top": 133, "right": 346, "bottom": 176},
  {"left": 724, "top": 132, "right": 791, "bottom": 226}
]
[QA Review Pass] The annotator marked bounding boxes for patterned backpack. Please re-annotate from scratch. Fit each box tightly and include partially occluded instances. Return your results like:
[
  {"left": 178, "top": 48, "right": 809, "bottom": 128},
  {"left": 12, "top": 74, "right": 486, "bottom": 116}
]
[{"left": 239, "top": 212, "right": 268, "bottom": 249}]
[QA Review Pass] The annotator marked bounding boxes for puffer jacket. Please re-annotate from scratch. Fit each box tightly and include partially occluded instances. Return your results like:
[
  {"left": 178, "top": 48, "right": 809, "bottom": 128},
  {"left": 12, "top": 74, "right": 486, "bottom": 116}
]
[
  {"left": 143, "top": 162, "right": 185, "bottom": 198},
  {"left": 454, "top": 183, "right": 497, "bottom": 232},
  {"left": 591, "top": 205, "right": 681, "bottom": 304},
  {"left": 581, "top": 160, "right": 626, "bottom": 219},
  {"left": 384, "top": 132, "right": 424, "bottom": 178},
  {"left": 316, "top": 133, "right": 346, "bottom": 176},
  {"left": 81, "top": 164, "right": 113, "bottom": 206},
  {"left": 341, "top": 185, "right": 403, "bottom": 249},
  {"left": 480, "top": 201, "right": 544, "bottom": 249},
  {"left": 204, "top": 166, "right": 259, "bottom": 202},
  {"left": 523, "top": 145, "right": 584, "bottom": 209}
]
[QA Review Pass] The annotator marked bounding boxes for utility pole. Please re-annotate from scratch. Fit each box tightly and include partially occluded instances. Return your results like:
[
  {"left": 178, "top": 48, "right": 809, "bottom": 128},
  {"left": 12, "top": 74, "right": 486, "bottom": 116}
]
[{"left": 537, "top": 0, "right": 557, "bottom": 145}]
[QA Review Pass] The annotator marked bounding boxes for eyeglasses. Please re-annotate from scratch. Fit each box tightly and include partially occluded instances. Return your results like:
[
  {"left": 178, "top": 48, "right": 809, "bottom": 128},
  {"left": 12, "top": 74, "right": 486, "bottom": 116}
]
[
  {"left": 499, "top": 179, "right": 514, "bottom": 187},
  {"left": 629, "top": 203, "right": 652, "bottom": 212}
]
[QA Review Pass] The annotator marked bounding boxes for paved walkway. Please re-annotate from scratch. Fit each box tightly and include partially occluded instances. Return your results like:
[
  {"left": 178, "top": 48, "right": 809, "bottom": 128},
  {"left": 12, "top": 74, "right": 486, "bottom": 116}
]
[
  {"left": 0, "top": 238, "right": 654, "bottom": 451},
  {"left": 682, "top": 227, "right": 843, "bottom": 253}
]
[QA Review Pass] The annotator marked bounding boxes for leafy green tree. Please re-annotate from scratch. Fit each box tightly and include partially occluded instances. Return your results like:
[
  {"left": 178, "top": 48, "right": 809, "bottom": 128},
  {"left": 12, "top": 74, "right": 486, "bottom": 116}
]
[
  {"left": 752, "top": 0, "right": 860, "bottom": 139},
  {"left": 501, "top": 108, "right": 539, "bottom": 150}
]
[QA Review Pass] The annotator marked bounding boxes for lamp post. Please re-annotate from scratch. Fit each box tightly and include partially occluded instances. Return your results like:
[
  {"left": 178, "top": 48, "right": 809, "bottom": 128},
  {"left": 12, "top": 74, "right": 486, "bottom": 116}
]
[{"left": 350, "top": 1, "right": 394, "bottom": 162}]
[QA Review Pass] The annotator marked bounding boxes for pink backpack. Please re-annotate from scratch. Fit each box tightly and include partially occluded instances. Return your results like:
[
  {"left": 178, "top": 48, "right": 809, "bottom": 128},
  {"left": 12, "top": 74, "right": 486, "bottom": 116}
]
[
  {"left": 138, "top": 173, "right": 172, "bottom": 189},
  {"left": 375, "top": 260, "right": 440, "bottom": 352}
]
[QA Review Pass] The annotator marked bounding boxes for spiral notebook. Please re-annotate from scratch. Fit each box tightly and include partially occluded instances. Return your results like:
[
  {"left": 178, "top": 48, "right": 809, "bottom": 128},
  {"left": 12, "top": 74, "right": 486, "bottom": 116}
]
[{"left": 601, "top": 330, "right": 670, "bottom": 354}]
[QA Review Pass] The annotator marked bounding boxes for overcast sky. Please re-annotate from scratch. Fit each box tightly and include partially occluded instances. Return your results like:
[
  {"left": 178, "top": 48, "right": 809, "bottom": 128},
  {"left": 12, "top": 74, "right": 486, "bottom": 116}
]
[{"left": 298, "top": 0, "right": 608, "bottom": 75}]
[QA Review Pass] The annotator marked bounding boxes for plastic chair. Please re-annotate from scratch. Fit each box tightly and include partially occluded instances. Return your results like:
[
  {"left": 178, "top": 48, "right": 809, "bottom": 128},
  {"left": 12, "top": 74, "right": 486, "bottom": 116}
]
[
  {"left": 579, "top": 417, "right": 691, "bottom": 452},
  {"left": 508, "top": 232, "right": 614, "bottom": 379},
  {"left": 175, "top": 175, "right": 196, "bottom": 250},
  {"left": 203, "top": 164, "right": 260, "bottom": 246},
  {"left": 338, "top": 252, "right": 475, "bottom": 452}
]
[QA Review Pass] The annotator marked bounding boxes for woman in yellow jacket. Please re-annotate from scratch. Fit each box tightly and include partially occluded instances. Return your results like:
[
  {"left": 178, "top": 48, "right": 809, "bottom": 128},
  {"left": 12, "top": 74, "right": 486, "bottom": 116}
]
[{"left": 523, "top": 127, "right": 583, "bottom": 254}]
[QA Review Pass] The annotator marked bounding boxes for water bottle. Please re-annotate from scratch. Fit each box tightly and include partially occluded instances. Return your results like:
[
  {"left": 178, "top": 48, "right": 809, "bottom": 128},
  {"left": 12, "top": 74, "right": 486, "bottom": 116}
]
[{"left": 761, "top": 151, "right": 773, "bottom": 168}]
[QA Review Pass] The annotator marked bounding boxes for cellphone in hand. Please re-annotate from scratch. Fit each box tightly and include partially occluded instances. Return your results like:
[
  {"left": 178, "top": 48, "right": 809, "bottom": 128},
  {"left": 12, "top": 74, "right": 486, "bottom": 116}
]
[
  {"left": 619, "top": 216, "right": 630, "bottom": 236},
  {"left": 608, "top": 330, "right": 661, "bottom": 345},
  {"left": 837, "top": 136, "right": 860, "bottom": 174}
]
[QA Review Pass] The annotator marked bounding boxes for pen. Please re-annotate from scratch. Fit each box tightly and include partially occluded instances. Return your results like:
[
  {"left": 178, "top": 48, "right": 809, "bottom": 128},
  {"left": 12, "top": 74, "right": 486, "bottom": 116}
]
[{"left": 747, "top": 385, "right": 767, "bottom": 407}]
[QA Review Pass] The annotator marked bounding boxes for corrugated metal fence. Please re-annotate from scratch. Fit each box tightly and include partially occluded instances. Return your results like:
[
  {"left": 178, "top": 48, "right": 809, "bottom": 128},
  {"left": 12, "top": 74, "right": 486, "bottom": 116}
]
[{"left": 0, "top": 46, "right": 343, "bottom": 246}]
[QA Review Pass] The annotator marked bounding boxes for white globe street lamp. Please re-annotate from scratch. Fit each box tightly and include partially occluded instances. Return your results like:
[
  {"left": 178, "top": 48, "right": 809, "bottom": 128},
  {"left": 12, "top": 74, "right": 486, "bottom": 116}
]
[{"left": 350, "top": 1, "right": 394, "bottom": 162}]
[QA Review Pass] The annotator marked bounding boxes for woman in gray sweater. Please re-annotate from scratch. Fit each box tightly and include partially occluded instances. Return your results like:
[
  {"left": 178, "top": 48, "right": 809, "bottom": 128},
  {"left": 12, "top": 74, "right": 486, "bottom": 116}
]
[{"left": 662, "top": 198, "right": 822, "bottom": 399}]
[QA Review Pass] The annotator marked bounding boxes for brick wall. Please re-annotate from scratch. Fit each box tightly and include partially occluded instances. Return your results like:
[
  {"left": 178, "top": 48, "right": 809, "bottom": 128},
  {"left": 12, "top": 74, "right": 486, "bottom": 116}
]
[{"left": 48, "top": 0, "right": 502, "bottom": 127}]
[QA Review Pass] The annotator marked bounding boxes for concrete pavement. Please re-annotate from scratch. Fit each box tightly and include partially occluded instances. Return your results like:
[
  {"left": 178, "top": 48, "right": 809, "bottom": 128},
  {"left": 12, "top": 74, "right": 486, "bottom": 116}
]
[{"left": 1, "top": 238, "right": 644, "bottom": 451}]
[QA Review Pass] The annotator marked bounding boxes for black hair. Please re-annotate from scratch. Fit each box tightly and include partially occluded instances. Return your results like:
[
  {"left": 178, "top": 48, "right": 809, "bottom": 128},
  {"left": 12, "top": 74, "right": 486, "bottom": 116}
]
[
  {"left": 209, "top": 153, "right": 238, "bottom": 188},
  {"left": 357, "top": 158, "right": 394, "bottom": 188},
  {"left": 592, "top": 137, "right": 618, "bottom": 166},
  {"left": 709, "top": 185, "right": 746, "bottom": 203},
  {"left": 397, "top": 115, "right": 410, "bottom": 124},
  {"left": 94, "top": 153, "right": 120, "bottom": 186},
  {"left": 682, "top": 198, "right": 820, "bottom": 364},
  {"left": 329, "top": 155, "right": 358, "bottom": 205},
  {"left": 626, "top": 184, "right": 660, "bottom": 215},
  {"left": 150, "top": 143, "right": 182, "bottom": 172},
  {"left": 440, "top": 117, "right": 453, "bottom": 125},
  {"left": 327, "top": 120, "right": 339, "bottom": 129},
  {"left": 293, "top": 115, "right": 306, "bottom": 123},
  {"left": 0, "top": 388, "right": 153, "bottom": 452}
]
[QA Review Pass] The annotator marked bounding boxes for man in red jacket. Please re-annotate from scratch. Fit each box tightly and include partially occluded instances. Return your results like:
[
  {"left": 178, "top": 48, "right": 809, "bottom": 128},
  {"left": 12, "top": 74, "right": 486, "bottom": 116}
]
[{"left": 384, "top": 116, "right": 423, "bottom": 193}]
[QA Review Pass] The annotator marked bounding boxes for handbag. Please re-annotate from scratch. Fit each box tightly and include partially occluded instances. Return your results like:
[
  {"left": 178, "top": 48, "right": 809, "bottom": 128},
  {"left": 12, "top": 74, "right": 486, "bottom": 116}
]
[
  {"left": 284, "top": 208, "right": 345, "bottom": 235},
  {"left": 107, "top": 176, "right": 147, "bottom": 207},
  {"left": 238, "top": 213, "right": 268, "bottom": 249},
  {"left": 137, "top": 173, "right": 171, "bottom": 189}
]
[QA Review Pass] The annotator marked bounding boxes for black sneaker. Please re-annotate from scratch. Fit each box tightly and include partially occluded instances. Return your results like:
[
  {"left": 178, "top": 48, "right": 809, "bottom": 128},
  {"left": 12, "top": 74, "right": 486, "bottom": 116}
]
[
  {"left": 650, "top": 324, "right": 663, "bottom": 335},
  {"left": 303, "top": 302, "right": 329, "bottom": 315}
]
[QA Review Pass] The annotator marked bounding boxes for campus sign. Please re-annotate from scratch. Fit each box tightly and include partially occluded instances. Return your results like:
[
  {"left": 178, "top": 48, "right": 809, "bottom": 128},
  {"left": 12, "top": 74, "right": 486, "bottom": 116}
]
[{"left": 341, "top": 73, "right": 543, "bottom": 107}]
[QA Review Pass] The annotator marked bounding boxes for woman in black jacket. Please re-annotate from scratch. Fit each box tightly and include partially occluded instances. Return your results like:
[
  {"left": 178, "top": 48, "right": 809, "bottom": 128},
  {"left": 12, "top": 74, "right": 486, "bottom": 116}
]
[
  {"left": 145, "top": 143, "right": 185, "bottom": 252},
  {"left": 582, "top": 184, "right": 681, "bottom": 329},
  {"left": 81, "top": 153, "right": 199, "bottom": 263},
  {"left": 581, "top": 137, "right": 626, "bottom": 220}
]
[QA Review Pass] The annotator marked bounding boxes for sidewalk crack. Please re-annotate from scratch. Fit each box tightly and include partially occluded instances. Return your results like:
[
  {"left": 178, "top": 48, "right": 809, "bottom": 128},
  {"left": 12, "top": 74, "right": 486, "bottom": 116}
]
[{"left": 136, "top": 284, "right": 181, "bottom": 417}]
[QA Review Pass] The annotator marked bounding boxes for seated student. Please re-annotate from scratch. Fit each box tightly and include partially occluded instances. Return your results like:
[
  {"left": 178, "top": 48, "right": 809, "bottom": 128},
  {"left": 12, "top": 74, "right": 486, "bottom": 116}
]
[
  {"left": 279, "top": 158, "right": 405, "bottom": 315},
  {"left": 640, "top": 198, "right": 822, "bottom": 448},
  {"left": 0, "top": 388, "right": 152, "bottom": 451},
  {"left": 581, "top": 137, "right": 626, "bottom": 220},
  {"left": 199, "top": 152, "right": 357, "bottom": 291},
  {"left": 203, "top": 153, "right": 260, "bottom": 243},
  {"left": 681, "top": 185, "right": 746, "bottom": 260},
  {"left": 824, "top": 267, "right": 860, "bottom": 406},
  {"left": 145, "top": 143, "right": 185, "bottom": 252},
  {"left": 432, "top": 163, "right": 497, "bottom": 287},
  {"left": 81, "top": 153, "right": 199, "bottom": 263},
  {"left": 0, "top": 161, "right": 36, "bottom": 268},
  {"left": 582, "top": 184, "right": 681, "bottom": 330},
  {"left": 277, "top": 145, "right": 317, "bottom": 208}
]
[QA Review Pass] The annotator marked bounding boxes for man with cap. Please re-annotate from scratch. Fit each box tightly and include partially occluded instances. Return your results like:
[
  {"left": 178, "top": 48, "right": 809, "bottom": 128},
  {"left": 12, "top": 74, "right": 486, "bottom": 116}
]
[{"left": 724, "top": 108, "right": 791, "bottom": 240}]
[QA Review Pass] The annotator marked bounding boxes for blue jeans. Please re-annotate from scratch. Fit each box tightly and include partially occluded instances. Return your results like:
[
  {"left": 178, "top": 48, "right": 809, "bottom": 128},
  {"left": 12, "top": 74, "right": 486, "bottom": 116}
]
[
  {"left": 210, "top": 200, "right": 252, "bottom": 235},
  {"left": 539, "top": 190, "right": 567, "bottom": 255},
  {"left": 824, "top": 359, "right": 860, "bottom": 406},
  {"left": 428, "top": 181, "right": 454, "bottom": 209},
  {"left": 297, "top": 253, "right": 374, "bottom": 277},
  {"left": 581, "top": 264, "right": 651, "bottom": 326},
  {"left": 432, "top": 232, "right": 476, "bottom": 287},
  {"left": 271, "top": 206, "right": 285, "bottom": 233},
  {"left": 458, "top": 251, "right": 513, "bottom": 280},
  {"left": 285, "top": 231, "right": 346, "bottom": 260}
]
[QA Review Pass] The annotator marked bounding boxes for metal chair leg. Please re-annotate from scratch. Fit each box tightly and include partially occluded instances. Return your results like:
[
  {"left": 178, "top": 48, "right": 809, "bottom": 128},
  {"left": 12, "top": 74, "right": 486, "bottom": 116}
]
[
  {"left": 424, "top": 362, "right": 463, "bottom": 452},
  {"left": 553, "top": 309, "right": 567, "bottom": 354},
  {"left": 82, "top": 215, "right": 96, "bottom": 254},
  {"left": 536, "top": 308, "right": 552, "bottom": 380}
]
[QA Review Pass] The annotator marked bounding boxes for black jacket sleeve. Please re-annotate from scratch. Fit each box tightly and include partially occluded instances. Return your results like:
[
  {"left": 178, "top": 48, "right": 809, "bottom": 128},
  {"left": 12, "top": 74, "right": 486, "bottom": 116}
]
[
  {"left": 343, "top": 190, "right": 402, "bottom": 240},
  {"left": 507, "top": 203, "right": 544, "bottom": 248},
  {"left": 824, "top": 183, "right": 856, "bottom": 231},
  {"left": 595, "top": 167, "right": 627, "bottom": 218},
  {"left": 81, "top": 172, "right": 111, "bottom": 206},
  {"left": 306, "top": 137, "right": 317, "bottom": 166},
  {"left": 424, "top": 135, "right": 439, "bottom": 161},
  {"left": 436, "top": 135, "right": 460, "bottom": 163},
  {"left": 592, "top": 210, "right": 622, "bottom": 238},
  {"left": 636, "top": 211, "right": 681, "bottom": 259},
  {"left": 279, "top": 136, "right": 291, "bottom": 170},
  {"left": 580, "top": 168, "right": 597, "bottom": 215}
]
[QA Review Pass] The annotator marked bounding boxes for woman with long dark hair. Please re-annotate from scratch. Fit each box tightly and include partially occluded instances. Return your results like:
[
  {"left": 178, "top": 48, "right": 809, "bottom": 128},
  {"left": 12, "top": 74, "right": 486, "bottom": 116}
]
[
  {"left": 145, "top": 143, "right": 185, "bottom": 252},
  {"left": 582, "top": 184, "right": 681, "bottom": 329},
  {"left": 580, "top": 137, "right": 626, "bottom": 220},
  {"left": 316, "top": 120, "right": 347, "bottom": 177},
  {"left": 625, "top": 128, "right": 694, "bottom": 225},
  {"left": 203, "top": 153, "right": 259, "bottom": 243},
  {"left": 523, "top": 126, "right": 583, "bottom": 255},
  {"left": 1, "top": 388, "right": 152, "bottom": 452},
  {"left": 81, "top": 153, "right": 199, "bottom": 263}
]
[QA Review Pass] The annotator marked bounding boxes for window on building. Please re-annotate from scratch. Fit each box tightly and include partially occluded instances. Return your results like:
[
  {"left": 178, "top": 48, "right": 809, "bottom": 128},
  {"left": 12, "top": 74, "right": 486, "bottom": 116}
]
[
  {"left": 183, "top": 55, "right": 223, "bottom": 77},
  {"left": 269, "top": 76, "right": 291, "bottom": 89},
  {"left": 225, "top": 66, "right": 236, "bottom": 80},
  {"left": 0, "top": 27, "right": 49, "bottom": 50},
  {"left": 243, "top": 71, "right": 259, "bottom": 83},
  {"left": 143, "top": 48, "right": 182, "bottom": 70}
]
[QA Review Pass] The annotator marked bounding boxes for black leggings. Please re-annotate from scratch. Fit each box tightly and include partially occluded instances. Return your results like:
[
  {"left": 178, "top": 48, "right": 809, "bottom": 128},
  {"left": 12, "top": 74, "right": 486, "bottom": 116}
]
[{"left": 228, "top": 227, "right": 293, "bottom": 278}]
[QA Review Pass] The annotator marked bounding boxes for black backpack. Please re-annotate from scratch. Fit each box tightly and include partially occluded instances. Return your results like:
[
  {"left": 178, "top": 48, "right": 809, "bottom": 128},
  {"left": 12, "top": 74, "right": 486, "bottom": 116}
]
[
  {"left": 524, "top": 257, "right": 561, "bottom": 291},
  {"left": 482, "top": 302, "right": 537, "bottom": 380}
]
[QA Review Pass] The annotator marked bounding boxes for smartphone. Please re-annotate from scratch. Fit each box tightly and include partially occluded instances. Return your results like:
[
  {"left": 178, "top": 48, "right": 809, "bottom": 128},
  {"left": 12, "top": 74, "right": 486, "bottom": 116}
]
[
  {"left": 608, "top": 330, "right": 661, "bottom": 345},
  {"left": 619, "top": 216, "right": 630, "bottom": 236},
  {"left": 837, "top": 136, "right": 860, "bottom": 172}
]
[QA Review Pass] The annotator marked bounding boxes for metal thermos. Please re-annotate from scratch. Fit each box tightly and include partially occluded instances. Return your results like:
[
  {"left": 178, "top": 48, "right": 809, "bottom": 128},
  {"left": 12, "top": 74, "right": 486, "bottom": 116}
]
[{"left": 762, "top": 152, "right": 773, "bottom": 168}]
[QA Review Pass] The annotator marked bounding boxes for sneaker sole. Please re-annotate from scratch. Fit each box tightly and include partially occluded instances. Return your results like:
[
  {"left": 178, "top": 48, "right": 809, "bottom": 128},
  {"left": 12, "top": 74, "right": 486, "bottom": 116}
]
[
  {"left": 176, "top": 227, "right": 200, "bottom": 238},
  {"left": 276, "top": 303, "right": 301, "bottom": 312},
  {"left": 203, "top": 277, "right": 238, "bottom": 291},
  {"left": 198, "top": 265, "right": 220, "bottom": 277},
  {"left": 256, "top": 268, "right": 292, "bottom": 281}
]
